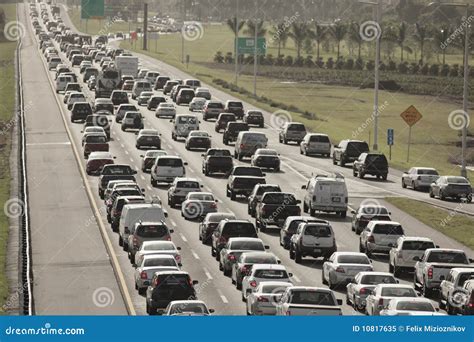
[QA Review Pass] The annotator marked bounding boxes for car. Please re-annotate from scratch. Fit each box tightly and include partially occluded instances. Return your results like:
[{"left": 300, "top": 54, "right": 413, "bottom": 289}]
[
  {"left": 300, "top": 133, "right": 331, "bottom": 157},
  {"left": 71, "top": 102, "right": 93, "bottom": 122},
  {"left": 247, "top": 282, "right": 292, "bottom": 315},
  {"left": 55, "top": 74, "right": 74, "bottom": 93},
  {"left": 79, "top": 61, "right": 92, "bottom": 73},
  {"left": 121, "top": 111, "right": 144, "bottom": 131},
  {"left": 183, "top": 79, "right": 201, "bottom": 90},
  {"left": 211, "top": 219, "right": 258, "bottom": 259},
  {"left": 440, "top": 268, "right": 474, "bottom": 314},
  {"left": 147, "top": 95, "right": 166, "bottom": 111},
  {"left": 151, "top": 156, "right": 187, "bottom": 186},
  {"left": 194, "top": 87, "right": 211, "bottom": 100},
  {"left": 401, "top": 167, "right": 440, "bottom": 190},
  {"left": 302, "top": 173, "right": 348, "bottom": 217},
  {"left": 243, "top": 110, "right": 264, "bottom": 128},
  {"left": 248, "top": 183, "right": 282, "bottom": 217},
  {"left": 135, "top": 129, "right": 161, "bottom": 150},
  {"left": 219, "top": 238, "right": 268, "bottom": 277},
  {"left": 99, "top": 164, "right": 137, "bottom": 198},
  {"left": 145, "top": 71, "right": 160, "bottom": 85},
  {"left": 215, "top": 113, "right": 236, "bottom": 132},
  {"left": 132, "top": 80, "right": 152, "bottom": 100},
  {"left": 134, "top": 254, "right": 180, "bottom": 295},
  {"left": 353, "top": 152, "right": 389, "bottom": 180},
  {"left": 203, "top": 100, "right": 224, "bottom": 120},
  {"left": 84, "top": 114, "right": 112, "bottom": 139},
  {"left": 234, "top": 132, "right": 268, "bottom": 160},
  {"left": 64, "top": 81, "right": 81, "bottom": 93},
  {"left": 167, "top": 178, "right": 203, "bottom": 207},
  {"left": 459, "top": 280, "right": 474, "bottom": 315},
  {"left": 103, "top": 181, "right": 139, "bottom": 204},
  {"left": 140, "top": 150, "right": 168, "bottom": 172},
  {"left": 222, "top": 122, "right": 249, "bottom": 145},
  {"left": 380, "top": 298, "right": 443, "bottom": 316},
  {"left": 155, "top": 103, "right": 176, "bottom": 118},
  {"left": 255, "top": 192, "right": 301, "bottom": 231},
  {"left": 227, "top": 176, "right": 266, "bottom": 201},
  {"left": 137, "top": 91, "right": 154, "bottom": 106},
  {"left": 163, "top": 80, "right": 179, "bottom": 95},
  {"left": 134, "top": 241, "right": 182, "bottom": 270},
  {"left": 170, "top": 85, "right": 191, "bottom": 102},
  {"left": 388, "top": 236, "right": 436, "bottom": 276},
  {"left": 127, "top": 221, "right": 174, "bottom": 264},
  {"left": 333, "top": 139, "right": 369, "bottom": 166},
  {"left": 115, "top": 104, "right": 138, "bottom": 123},
  {"left": 87, "top": 76, "right": 96, "bottom": 90},
  {"left": 154, "top": 76, "right": 170, "bottom": 90},
  {"left": 122, "top": 80, "right": 134, "bottom": 91},
  {"left": 365, "top": 284, "right": 418, "bottom": 316},
  {"left": 93, "top": 98, "right": 114, "bottom": 114},
  {"left": 242, "top": 264, "right": 292, "bottom": 302},
  {"left": 86, "top": 151, "right": 114, "bottom": 175},
  {"left": 322, "top": 252, "right": 374, "bottom": 289},
  {"left": 82, "top": 126, "right": 106, "bottom": 146},
  {"left": 289, "top": 220, "right": 336, "bottom": 262},
  {"left": 232, "top": 251, "right": 279, "bottom": 290},
  {"left": 145, "top": 271, "right": 198, "bottom": 315},
  {"left": 171, "top": 114, "right": 200, "bottom": 140},
  {"left": 279, "top": 122, "right": 306, "bottom": 144},
  {"left": 105, "top": 186, "right": 144, "bottom": 216},
  {"left": 189, "top": 97, "right": 207, "bottom": 112},
  {"left": 198, "top": 212, "right": 236, "bottom": 244},
  {"left": 351, "top": 204, "right": 392, "bottom": 234},
  {"left": 429, "top": 176, "right": 472, "bottom": 202},
  {"left": 201, "top": 148, "right": 233, "bottom": 176},
  {"left": 162, "top": 300, "right": 214, "bottom": 316},
  {"left": 66, "top": 92, "right": 86, "bottom": 110},
  {"left": 275, "top": 286, "right": 343, "bottom": 316},
  {"left": 110, "top": 90, "right": 129, "bottom": 106},
  {"left": 176, "top": 88, "right": 195, "bottom": 105},
  {"left": 250, "top": 148, "right": 281, "bottom": 171},
  {"left": 48, "top": 56, "right": 62, "bottom": 70},
  {"left": 359, "top": 221, "right": 405, "bottom": 257},
  {"left": 279, "top": 216, "right": 324, "bottom": 250},
  {"left": 346, "top": 272, "right": 397, "bottom": 311},
  {"left": 110, "top": 196, "right": 146, "bottom": 231},
  {"left": 224, "top": 100, "right": 244, "bottom": 119},
  {"left": 181, "top": 192, "right": 218, "bottom": 220},
  {"left": 185, "top": 131, "right": 211, "bottom": 150},
  {"left": 83, "top": 67, "right": 99, "bottom": 82}
]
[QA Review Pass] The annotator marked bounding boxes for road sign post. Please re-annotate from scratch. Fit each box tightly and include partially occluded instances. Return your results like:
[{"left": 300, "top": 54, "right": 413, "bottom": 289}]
[
  {"left": 400, "top": 105, "right": 423, "bottom": 163},
  {"left": 387, "top": 128, "right": 394, "bottom": 160}
]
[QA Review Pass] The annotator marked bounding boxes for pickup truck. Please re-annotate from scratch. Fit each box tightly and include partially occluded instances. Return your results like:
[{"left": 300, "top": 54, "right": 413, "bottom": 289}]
[
  {"left": 440, "top": 267, "right": 474, "bottom": 314},
  {"left": 255, "top": 192, "right": 301, "bottom": 231},
  {"left": 201, "top": 149, "right": 233, "bottom": 176},
  {"left": 414, "top": 248, "right": 474, "bottom": 298},
  {"left": 227, "top": 176, "right": 266, "bottom": 200},
  {"left": 275, "top": 286, "right": 343, "bottom": 316},
  {"left": 98, "top": 164, "right": 137, "bottom": 199},
  {"left": 222, "top": 122, "right": 249, "bottom": 145},
  {"left": 83, "top": 133, "right": 109, "bottom": 158},
  {"left": 248, "top": 183, "right": 282, "bottom": 217}
]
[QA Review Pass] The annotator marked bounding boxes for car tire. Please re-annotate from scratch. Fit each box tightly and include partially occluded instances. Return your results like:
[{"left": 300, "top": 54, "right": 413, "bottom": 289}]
[
  {"left": 340, "top": 211, "right": 346, "bottom": 218},
  {"left": 353, "top": 169, "right": 357, "bottom": 177},
  {"left": 289, "top": 246, "right": 295, "bottom": 260},
  {"left": 138, "top": 287, "right": 146, "bottom": 295},
  {"left": 236, "top": 280, "right": 242, "bottom": 290},
  {"left": 423, "top": 281, "right": 433, "bottom": 298},
  {"left": 359, "top": 172, "right": 365, "bottom": 179},
  {"left": 393, "top": 264, "right": 401, "bottom": 277},
  {"left": 223, "top": 267, "right": 231, "bottom": 277},
  {"left": 322, "top": 271, "right": 327, "bottom": 285},
  {"left": 440, "top": 191, "right": 446, "bottom": 201},
  {"left": 230, "top": 191, "right": 236, "bottom": 200},
  {"left": 211, "top": 247, "right": 216, "bottom": 257},
  {"left": 118, "top": 235, "right": 123, "bottom": 246},
  {"left": 309, "top": 207, "right": 316, "bottom": 217},
  {"left": 295, "top": 249, "right": 302, "bottom": 263},
  {"left": 338, "top": 158, "right": 344, "bottom": 167}
]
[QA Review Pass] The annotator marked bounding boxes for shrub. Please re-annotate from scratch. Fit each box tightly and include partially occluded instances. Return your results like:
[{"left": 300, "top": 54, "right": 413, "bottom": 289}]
[
  {"left": 429, "top": 64, "right": 439, "bottom": 76},
  {"left": 398, "top": 62, "right": 408, "bottom": 74},
  {"left": 335, "top": 57, "right": 344, "bottom": 70},
  {"left": 450, "top": 64, "right": 459, "bottom": 77},
  {"left": 420, "top": 63, "right": 429, "bottom": 75},
  {"left": 214, "top": 51, "right": 224, "bottom": 63},
  {"left": 355, "top": 58, "right": 364, "bottom": 70},
  {"left": 304, "top": 55, "right": 314, "bottom": 68},
  {"left": 315, "top": 57, "right": 324, "bottom": 68},
  {"left": 265, "top": 54, "right": 274, "bottom": 65},
  {"left": 224, "top": 52, "right": 233, "bottom": 64},
  {"left": 388, "top": 60, "right": 397, "bottom": 71},
  {"left": 366, "top": 60, "right": 375, "bottom": 71},
  {"left": 409, "top": 63, "right": 420, "bottom": 74},
  {"left": 275, "top": 54, "right": 285, "bottom": 66},
  {"left": 294, "top": 56, "right": 304, "bottom": 67},
  {"left": 284, "top": 55, "right": 293, "bottom": 66},
  {"left": 440, "top": 64, "right": 450, "bottom": 77},
  {"left": 344, "top": 58, "right": 354, "bottom": 70},
  {"left": 379, "top": 61, "right": 386, "bottom": 71},
  {"left": 326, "top": 57, "right": 334, "bottom": 69}
]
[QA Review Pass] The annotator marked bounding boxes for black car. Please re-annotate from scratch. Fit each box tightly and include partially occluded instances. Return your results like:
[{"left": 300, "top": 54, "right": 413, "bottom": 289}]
[
  {"left": 225, "top": 100, "right": 244, "bottom": 119},
  {"left": 227, "top": 176, "right": 266, "bottom": 200},
  {"left": 145, "top": 271, "right": 198, "bottom": 315},
  {"left": 147, "top": 96, "right": 166, "bottom": 110},
  {"left": 251, "top": 149, "right": 280, "bottom": 171},
  {"left": 352, "top": 152, "right": 388, "bottom": 180},
  {"left": 71, "top": 102, "right": 93, "bottom": 122},
  {"left": 110, "top": 90, "right": 129, "bottom": 106},
  {"left": 185, "top": 132, "right": 211, "bottom": 151},
  {"left": 243, "top": 110, "right": 264, "bottom": 128},
  {"left": 248, "top": 183, "right": 282, "bottom": 217},
  {"left": 333, "top": 139, "right": 369, "bottom": 166},
  {"left": 201, "top": 149, "right": 233, "bottom": 176},
  {"left": 198, "top": 212, "right": 236, "bottom": 244},
  {"left": 136, "top": 130, "right": 161, "bottom": 150},
  {"left": 94, "top": 99, "right": 114, "bottom": 114},
  {"left": 211, "top": 220, "right": 258, "bottom": 259},
  {"left": 215, "top": 113, "right": 236, "bottom": 132},
  {"left": 223, "top": 122, "right": 249, "bottom": 145}
]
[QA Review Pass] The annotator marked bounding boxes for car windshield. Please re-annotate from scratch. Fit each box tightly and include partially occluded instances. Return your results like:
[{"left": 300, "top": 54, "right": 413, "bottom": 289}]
[
  {"left": 160, "top": 104, "right": 174, "bottom": 108},
  {"left": 233, "top": 167, "right": 263, "bottom": 176},
  {"left": 337, "top": 255, "right": 370, "bottom": 264},
  {"left": 102, "top": 165, "right": 134, "bottom": 175},
  {"left": 207, "top": 102, "right": 223, "bottom": 108},
  {"left": 144, "top": 258, "right": 176, "bottom": 267},
  {"left": 256, "top": 186, "right": 280, "bottom": 196},
  {"left": 144, "top": 243, "right": 174, "bottom": 251},
  {"left": 125, "top": 112, "right": 141, "bottom": 119},
  {"left": 263, "top": 193, "right": 297, "bottom": 205},
  {"left": 85, "top": 136, "right": 106, "bottom": 143},
  {"left": 230, "top": 241, "right": 264, "bottom": 251},
  {"left": 373, "top": 224, "right": 404, "bottom": 235},
  {"left": 366, "top": 154, "right": 388, "bottom": 164},
  {"left": 188, "top": 193, "right": 214, "bottom": 201},
  {"left": 169, "top": 303, "right": 208, "bottom": 315},
  {"left": 427, "top": 251, "right": 468, "bottom": 264},
  {"left": 224, "top": 223, "right": 256, "bottom": 236},
  {"left": 289, "top": 291, "right": 335, "bottom": 305},
  {"left": 361, "top": 206, "right": 389, "bottom": 215},
  {"left": 402, "top": 241, "right": 435, "bottom": 250},
  {"left": 347, "top": 142, "right": 369, "bottom": 154},
  {"left": 159, "top": 274, "right": 191, "bottom": 287},
  {"left": 177, "top": 181, "right": 200, "bottom": 189},
  {"left": 136, "top": 225, "right": 168, "bottom": 238},
  {"left": 447, "top": 177, "right": 469, "bottom": 184},
  {"left": 309, "top": 135, "right": 330, "bottom": 143},
  {"left": 396, "top": 301, "right": 434, "bottom": 312},
  {"left": 257, "top": 149, "right": 278, "bottom": 156},
  {"left": 381, "top": 287, "right": 417, "bottom": 297},
  {"left": 248, "top": 111, "right": 262, "bottom": 117},
  {"left": 178, "top": 117, "right": 197, "bottom": 124},
  {"left": 157, "top": 158, "right": 183, "bottom": 167},
  {"left": 288, "top": 124, "right": 305, "bottom": 131},
  {"left": 254, "top": 270, "right": 288, "bottom": 279},
  {"left": 304, "top": 225, "right": 332, "bottom": 237},
  {"left": 417, "top": 169, "right": 439, "bottom": 175},
  {"left": 228, "top": 102, "right": 242, "bottom": 108},
  {"left": 261, "top": 284, "right": 289, "bottom": 293},
  {"left": 115, "top": 189, "right": 141, "bottom": 197},
  {"left": 208, "top": 214, "right": 235, "bottom": 223},
  {"left": 361, "top": 275, "right": 397, "bottom": 285},
  {"left": 140, "top": 130, "right": 158, "bottom": 136},
  {"left": 190, "top": 132, "right": 208, "bottom": 137},
  {"left": 244, "top": 255, "right": 276, "bottom": 264},
  {"left": 458, "top": 272, "right": 474, "bottom": 286}
]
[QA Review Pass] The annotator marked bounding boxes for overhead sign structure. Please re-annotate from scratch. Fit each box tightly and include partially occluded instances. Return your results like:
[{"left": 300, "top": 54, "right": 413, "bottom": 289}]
[
  {"left": 400, "top": 105, "right": 422, "bottom": 162},
  {"left": 81, "top": 0, "right": 105, "bottom": 20},
  {"left": 236, "top": 37, "right": 266, "bottom": 55}
]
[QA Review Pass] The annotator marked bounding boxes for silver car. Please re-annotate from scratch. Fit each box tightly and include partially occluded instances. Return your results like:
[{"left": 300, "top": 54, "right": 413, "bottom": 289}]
[
  {"left": 134, "top": 254, "right": 180, "bottom": 294},
  {"left": 134, "top": 241, "right": 182, "bottom": 269},
  {"left": 401, "top": 167, "right": 439, "bottom": 190},
  {"left": 322, "top": 252, "right": 374, "bottom": 289},
  {"left": 219, "top": 238, "right": 268, "bottom": 277},
  {"left": 246, "top": 282, "right": 292, "bottom": 315},
  {"left": 300, "top": 133, "right": 331, "bottom": 157},
  {"left": 181, "top": 192, "right": 218, "bottom": 220},
  {"left": 346, "top": 272, "right": 397, "bottom": 311}
]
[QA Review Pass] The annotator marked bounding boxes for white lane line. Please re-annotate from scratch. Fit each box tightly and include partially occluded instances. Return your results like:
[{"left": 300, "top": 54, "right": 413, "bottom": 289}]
[
  {"left": 166, "top": 143, "right": 173, "bottom": 149},
  {"left": 217, "top": 290, "right": 229, "bottom": 304},
  {"left": 146, "top": 185, "right": 152, "bottom": 191},
  {"left": 130, "top": 158, "right": 134, "bottom": 163},
  {"left": 116, "top": 137, "right": 120, "bottom": 141},
  {"left": 203, "top": 267, "right": 213, "bottom": 280},
  {"left": 187, "top": 166, "right": 195, "bottom": 173},
  {"left": 179, "top": 233, "right": 187, "bottom": 242},
  {"left": 120, "top": 143, "right": 124, "bottom": 148},
  {"left": 191, "top": 249, "right": 200, "bottom": 260},
  {"left": 292, "top": 275, "right": 302, "bottom": 283},
  {"left": 140, "top": 175, "right": 145, "bottom": 181},
  {"left": 124, "top": 150, "right": 129, "bottom": 155},
  {"left": 170, "top": 219, "right": 177, "bottom": 227}
]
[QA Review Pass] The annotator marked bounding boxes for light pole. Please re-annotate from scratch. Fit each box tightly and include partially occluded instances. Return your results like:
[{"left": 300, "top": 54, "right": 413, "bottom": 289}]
[
  {"left": 429, "top": 2, "right": 470, "bottom": 178},
  {"left": 234, "top": 0, "right": 239, "bottom": 85},
  {"left": 359, "top": 0, "right": 382, "bottom": 151}
]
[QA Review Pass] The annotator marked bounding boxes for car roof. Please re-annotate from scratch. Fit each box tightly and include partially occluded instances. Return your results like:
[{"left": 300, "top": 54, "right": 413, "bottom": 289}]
[
  {"left": 333, "top": 252, "right": 367, "bottom": 257},
  {"left": 228, "top": 237, "right": 262, "bottom": 243},
  {"left": 375, "top": 284, "right": 414, "bottom": 289},
  {"left": 175, "top": 177, "right": 199, "bottom": 183},
  {"left": 142, "top": 240, "right": 175, "bottom": 247},
  {"left": 398, "top": 236, "right": 433, "bottom": 242},
  {"left": 142, "top": 254, "right": 175, "bottom": 261},
  {"left": 153, "top": 270, "right": 189, "bottom": 276},
  {"left": 287, "top": 286, "right": 333, "bottom": 292},
  {"left": 88, "top": 152, "right": 113, "bottom": 158},
  {"left": 368, "top": 220, "right": 401, "bottom": 226},
  {"left": 169, "top": 300, "right": 207, "bottom": 306},
  {"left": 252, "top": 264, "right": 286, "bottom": 271},
  {"left": 450, "top": 268, "right": 474, "bottom": 273}
]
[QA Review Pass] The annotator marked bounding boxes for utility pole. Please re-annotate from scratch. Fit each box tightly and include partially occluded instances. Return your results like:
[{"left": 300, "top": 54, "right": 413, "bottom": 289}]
[
  {"left": 234, "top": 0, "right": 239, "bottom": 85},
  {"left": 143, "top": 3, "right": 148, "bottom": 50},
  {"left": 253, "top": 17, "right": 258, "bottom": 96},
  {"left": 181, "top": 0, "right": 185, "bottom": 63},
  {"left": 373, "top": 2, "right": 381, "bottom": 151},
  {"left": 461, "top": 4, "right": 470, "bottom": 178}
]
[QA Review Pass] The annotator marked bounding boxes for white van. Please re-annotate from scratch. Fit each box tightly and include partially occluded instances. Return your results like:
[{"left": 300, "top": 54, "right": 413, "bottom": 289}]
[
  {"left": 301, "top": 173, "right": 348, "bottom": 217},
  {"left": 145, "top": 71, "right": 160, "bottom": 85},
  {"left": 118, "top": 203, "right": 168, "bottom": 251},
  {"left": 171, "top": 114, "right": 199, "bottom": 140},
  {"left": 184, "top": 79, "right": 201, "bottom": 90},
  {"left": 150, "top": 156, "right": 188, "bottom": 186},
  {"left": 234, "top": 131, "right": 268, "bottom": 160},
  {"left": 131, "top": 80, "right": 152, "bottom": 99},
  {"left": 56, "top": 74, "right": 74, "bottom": 93}
]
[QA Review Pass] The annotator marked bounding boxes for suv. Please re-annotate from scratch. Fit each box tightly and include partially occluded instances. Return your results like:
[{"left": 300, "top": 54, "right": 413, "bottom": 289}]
[
  {"left": 351, "top": 204, "right": 391, "bottom": 234},
  {"left": 203, "top": 100, "right": 225, "bottom": 121},
  {"left": 167, "top": 178, "right": 202, "bottom": 207},
  {"left": 333, "top": 139, "right": 369, "bottom": 166},
  {"left": 121, "top": 112, "right": 144, "bottom": 131},
  {"left": 211, "top": 220, "right": 258, "bottom": 259},
  {"left": 110, "top": 90, "right": 129, "bottom": 106},
  {"left": 201, "top": 148, "right": 233, "bottom": 176},
  {"left": 279, "top": 122, "right": 306, "bottom": 144},
  {"left": 255, "top": 192, "right": 301, "bottom": 231},
  {"left": 224, "top": 100, "right": 244, "bottom": 119},
  {"left": 128, "top": 221, "right": 174, "bottom": 264},
  {"left": 243, "top": 110, "right": 264, "bottom": 127},
  {"left": 176, "top": 88, "right": 195, "bottom": 105},
  {"left": 234, "top": 132, "right": 268, "bottom": 160},
  {"left": 388, "top": 236, "right": 436, "bottom": 276},
  {"left": 353, "top": 152, "right": 389, "bottom": 180},
  {"left": 289, "top": 221, "right": 337, "bottom": 263},
  {"left": 215, "top": 113, "right": 236, "bottom": 132},
  {"left": 223, "top": 122, "right": 249, "bottom": 145},
  {"left": 302, "top": 174, "right": 348, "bottom": 217},
  {"left": 359, "top": 221, "right": 405, "bottom": 257},
  {"left": 71, "top": 102, "right": 93, "bottom": 122}
]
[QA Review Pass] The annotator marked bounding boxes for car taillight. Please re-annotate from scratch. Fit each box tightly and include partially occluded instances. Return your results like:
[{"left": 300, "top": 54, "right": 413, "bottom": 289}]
[
  {"left": 153, "top": 278, "right": 160, "bottom": 287},
  {"left": 133, "top": 236, "right": 139, "bottom": 247},
  {"left": 175, "top": 254, "right": 181, "bottom": 263},
  {"left": 219, "top": 237, "right": 227, "bottom": 244},
  {"left": 167, "top": 236, "right": 171, "bottom": 241},
  {"left": 368, "top": 235, "right": 375, "bottom": 243},
  {"left": 428, "top": 267, "right": 433, "bottom": 279},
  {"left": 250, "top": 280, "right": 257, "bottom": 287},
  {"left": 360, "top": 287, "right": 369, "bottom": 295},
  {"left": 240, "top": 266, "right": 248, "bottom": 273},
  {"left": 335, "top": 267, "right": 345, "bottom": 273},
  {"left": 210, "top": 202, "right": 217, "bottom": 209},
  {"left": 140, "top": 271, "right": 147, "bottom": 279},
  {"left": 227, "top": 254, "right": 236, "bottom": 261},
  {"left": 286, "top": 311, "right": 291, "bottom": 316},
  {"left": 378, "top": 298, "right": 384, "bottom": 306},
  {"left": 257, "top": 296, "right": 269, "bottom": 302},
  {"left": 240, "top": 144, "right": 245, "bottom": 149}
]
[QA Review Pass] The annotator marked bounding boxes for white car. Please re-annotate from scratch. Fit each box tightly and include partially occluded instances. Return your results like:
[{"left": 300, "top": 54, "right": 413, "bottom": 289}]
[
  {"left": 346, "top": 272, "right": 397, "bottom": 311},
  {"left": 134, "top": 254, "right": 180, "bottom": 294},
  {"left": 48, "top": 56, "right": 62, "bottom": 70},
  {"left": 246, "top": 281, "right": 292, "bottom": 315},
  {"left": 162, "top": 300, "right": 214, "bottom": 316},
  {"left": 322, "top": 252, "right": 374, "bottom": 289},
  {"left": 359, "top": 220, "right": 405, "bottom": 257},
  {"left": 401, "top": 167, "right": 439, "bottom": 190},
  {"left": 242, "top": 264, "right": 293, "bottom": 302},
  {"left": 189, "top": 97, "right": 207, "bottom": 111},
  {"left": 181, "top": 192, "right": 218, "bottom": 220},
  {"left": 156, "top": 103, "right": 176, "bottom": 118},
  {"left": 134, "top": 241, "right": 182, "bottom": 269},
  {"left": 82, "top": 126, "right": 106, "bottom": 146},
  {"left": 388, "top": 236, "right": 436, "bottom": 276},
  {"left": 67, "top": 92, "right": 86, "bottom": 110},
  {"left": 151, "top": 156, "right": 187, "bottom": 186},
  {"left": 380, "top": 298, "right": 444, "bottom": 316},
  {"left": 365, "top": 284, "right": 418, "bottom": 316},
  {"left": 167, "top": 177, "right": 202, "bottom": 207}
]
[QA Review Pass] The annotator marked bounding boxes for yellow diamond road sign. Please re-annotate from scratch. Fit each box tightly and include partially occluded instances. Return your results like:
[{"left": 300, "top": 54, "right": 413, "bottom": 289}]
[{"left": 400, "top": 105, "right": 423, "bottom": 127}]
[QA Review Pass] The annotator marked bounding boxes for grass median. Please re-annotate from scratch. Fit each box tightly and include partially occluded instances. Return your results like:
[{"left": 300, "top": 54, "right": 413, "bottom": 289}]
[
  {"left": 385, "top": 197, "right": 474, "bottom": 250},
  {"left": 0, "top": 4, "right": 18, "bottom": 313}
]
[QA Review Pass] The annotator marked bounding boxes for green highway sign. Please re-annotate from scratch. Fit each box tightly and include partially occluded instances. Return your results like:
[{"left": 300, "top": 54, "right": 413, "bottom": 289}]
[
  {"left": 236, "top": 37, "right": 266, "bottom": 55},
  {"left": 81, "top": 0, "right": 105, "bottom": 20}
]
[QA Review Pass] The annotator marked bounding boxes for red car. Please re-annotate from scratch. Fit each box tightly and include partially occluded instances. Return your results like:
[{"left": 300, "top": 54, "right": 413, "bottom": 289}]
[{"left": 86, "top": 151, "right": 114, "bottom": 175}]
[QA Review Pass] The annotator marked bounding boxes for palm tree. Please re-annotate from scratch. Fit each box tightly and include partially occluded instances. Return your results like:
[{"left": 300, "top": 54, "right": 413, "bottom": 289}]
[
  {"left": 226, "top": 17, "right": 245, "bottom": 36},
  {"left": 269, "top": 22, "right": 290, "bottom": 57},
  {"left": 289, "top": 22, "right": 308, "bottom": 58},
  {"left": 310, "top": 22, "right": 327, "bottom": 60},
  {"left": 348, "top": 22, "right": 363, "bottom": 59},
  {"left": 244, "top": 19, "right": 267, "bottom": 37},
  {"left": 433, "top": 27, "right": 450, "bottom": 64},
  {"left": 396, "top": 22, "right": 407, "bottom": 61},
  {"left": 413, "top": 23, "right": 429, "bottom": 63},
  {"left": 330, "top": 20, "right": 347, "bottom": 59}
]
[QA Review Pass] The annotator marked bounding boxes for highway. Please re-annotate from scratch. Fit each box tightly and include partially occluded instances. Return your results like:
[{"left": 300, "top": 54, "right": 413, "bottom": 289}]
[{"left": 20, "top": 2, "right": 473, "bottom": 315}]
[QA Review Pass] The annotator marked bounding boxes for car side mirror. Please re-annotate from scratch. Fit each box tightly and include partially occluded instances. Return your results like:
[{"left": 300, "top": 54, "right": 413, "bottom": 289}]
[
  {"left": 413, "top": 256, "right": 421, "bottom": 261},
  {"left": 209, "top": 309, "right": 215, "bottom": 313},
  {"left": 288, "top": 273, "right": 293, "bottom": 277},
  {"left": 169, "top": 119, "right": 173, "bottom": 123},
  {"left": 201, "top": 154, "right": 205, "bottom": 157},
  {"left": 296, "top": 200, "right": 301, "bottom": 204},
  {"left": 435, "top": 308, "right": 439, "bottom": 312},
  {"left": 133, "top": 170, "right": 138, "bottom": 174},
  {"left": 192, "top": 280, "right": 199, "bottom": 285},
  {"left": 264, "top": 245, "right": 270, "bottom": 250},
  {"left": 333, "top": 145, "right": 338, "bottom": 148},
  {"left": 124, "top": 227, "right": 130, "bottom": 234},
  {"left": 301, "top": 185, "right": 306, "bottom": 190},
  {"left": 164, "top": 211, "right": 168, "bottom": 218},
  {"left": 156, "top": 309, "right": 164, "bottom": 315},
  {"left": 140, "top": 155, "right": 144, "bottom": 158},
  {"left": 435, "top": 245, "right": 440, "bottom": 248},
  {"left": 80, "top": 130, "right": 83, "bottom": 133},
  {"left": 169, "top": 229, "right": 174, "bottom": 233},
  {"left": 337, "top": 299, "right": 343, "bottom": 306},
  {"left": 184, "top": 162, "right": 188, "bottom": 166},
  {"left": 177, "top": 247, "right": 182, "bottom": 250}
]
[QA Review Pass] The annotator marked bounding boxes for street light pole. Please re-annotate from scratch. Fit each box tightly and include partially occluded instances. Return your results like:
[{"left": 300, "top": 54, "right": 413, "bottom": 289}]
[
  {"left": 373, "top": 1, "right": 381, "bottom": 151},
  {"left": 234, "top": 0, "right": 239, "bottom": 85},
  {"left": 461, "top": 4, "right": 470, "bottom": 178},
  {"left": 253, "top": 17, "right": 258, "bottom": 96}
]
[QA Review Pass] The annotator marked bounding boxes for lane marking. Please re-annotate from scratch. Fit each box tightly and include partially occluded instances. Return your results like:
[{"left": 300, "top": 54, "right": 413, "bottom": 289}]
[
  {"left": 179, "top": 233, "right": 187, "bottom": 242},
  {"left": 203, "top": 267, "right": 213, "bottom": 280},
  {"left": 292, "top": 275, "right": 301, "bottom": 283},
  {"left": 124, "top": 150, "right": 129, "bottom": 155},
  {"left": 140, "top": 175, "right": 145, "bottom": 181},
  {"left": 217, "top": 290, "right": 229, "bottom": 304},
  {"left": 191, "top": 249, "right": 200, "bottom": 260},
  {"left": 170, "top": 219, "right": 177, "bottom": 227}
]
